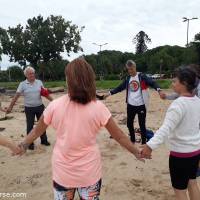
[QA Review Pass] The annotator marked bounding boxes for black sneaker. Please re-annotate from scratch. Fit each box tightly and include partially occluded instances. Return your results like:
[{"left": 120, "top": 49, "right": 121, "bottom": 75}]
[
  {"left": 28, "top": 144, "right": 34, "bottom": 150},
  {"left": 41, "top": 141, "right": 51, "bottom": 146},
  {"left": 0, "top": 128, "right": 5, "bottom": 132}
]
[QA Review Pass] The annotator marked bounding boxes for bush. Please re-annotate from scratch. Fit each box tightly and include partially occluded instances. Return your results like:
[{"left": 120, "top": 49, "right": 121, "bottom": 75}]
[
  {"left": 104, "top": 74, "right": 120, "bottom": 80},
  {"left": 0, "top": 71, "right": 9, "bottom": 82}
]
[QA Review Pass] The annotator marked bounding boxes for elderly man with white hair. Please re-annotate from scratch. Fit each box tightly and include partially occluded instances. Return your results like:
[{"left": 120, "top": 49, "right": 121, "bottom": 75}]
[
  {"left": 104, "top": 60, "right": 165, "bottom": 144},
  {"left": 6, "top": 66, "right": 52, "bottom": 150}
]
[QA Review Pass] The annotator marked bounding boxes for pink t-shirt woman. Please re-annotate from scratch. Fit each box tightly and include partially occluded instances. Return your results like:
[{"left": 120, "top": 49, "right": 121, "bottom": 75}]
[
  {"left": 43, "top": 94, "right": 111, "bottom": 188},
  {"left": 17, "top": 58, "right": 142, "bottom": 199}
]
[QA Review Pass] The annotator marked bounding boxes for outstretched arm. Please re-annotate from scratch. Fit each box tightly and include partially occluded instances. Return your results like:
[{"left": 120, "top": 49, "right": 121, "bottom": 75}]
[
  {"left": 0, "top": 135, "right": 21, "bottom": 154},
  {"left": 142, "top": 74, "right": 166, "bottom": 98},
  {"left": 110, "top": 79, "right": 127, "bottom": 95},
  {"left": 45, "top": 95, "right": 53, "bottom": 101},
  {"left": 18, "top": 115, "right": 48, "bottom": 153},
  {"left": 6, "top": 93, "right": 20, "bottom": 113},
  {"left": 104, "top": 79, "right": 127, "bottom": 99},
  {"left": 105, "top": 117, "right": 144, "bottom": 161},
  {"left": 165, "top": 93, "right": 179, "bottom": 100},
  {"left": 141, "top": 101, "right": 183, "bottom": 158}
]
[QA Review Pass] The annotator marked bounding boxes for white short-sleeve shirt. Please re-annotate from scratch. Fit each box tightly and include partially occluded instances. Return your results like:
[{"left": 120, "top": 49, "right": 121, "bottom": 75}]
[
  {"left": 127, "top": 73, "right": 144, "bottom": 106},
  {"left": 17, "top": 79, "right": 44, "bottom": 107}
]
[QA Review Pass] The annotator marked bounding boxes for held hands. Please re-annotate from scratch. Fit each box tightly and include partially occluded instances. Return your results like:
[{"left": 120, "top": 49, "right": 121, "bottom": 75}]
[
  {"left": 140, "top": 144, "right": 152, "bottom": 159},
  {"left": 16, "top": 142, "right": 29, "bottom": 156},
  {"left": 133, "top": 148, "right": 145, "bottom": 162},
  {"left": 11, "top": 142, "right": 29, "bottom": 156},
  {"left": 8, "top": 143, "right": 23, "bottom": 156},
  {"left": 0, "top": 107, "right": 6, "bottom": 112},
  {"left": 158, "top": 91, "right": 166, "bottom": 100},
  {"left": 5, "top": 107, "right": 12, "bottom": 114},
  {"left": 103, "top": 92, "right": 111, "bottom": 99}
]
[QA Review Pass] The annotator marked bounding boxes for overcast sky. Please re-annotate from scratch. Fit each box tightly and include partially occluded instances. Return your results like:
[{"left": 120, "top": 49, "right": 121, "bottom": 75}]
[{"left": 0, "top": 0, "right": 200, "bottom": 69}]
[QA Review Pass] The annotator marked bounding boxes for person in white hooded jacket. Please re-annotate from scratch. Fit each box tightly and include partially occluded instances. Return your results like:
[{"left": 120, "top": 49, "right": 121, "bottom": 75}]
[{"left": 141, "top": 66, "right": 200, "bottom": 200}]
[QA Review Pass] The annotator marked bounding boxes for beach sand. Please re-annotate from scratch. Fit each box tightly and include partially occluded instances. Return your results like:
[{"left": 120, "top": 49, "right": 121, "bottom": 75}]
[{"left": 0, "top": 90, "right": 199, "bottom": 200}]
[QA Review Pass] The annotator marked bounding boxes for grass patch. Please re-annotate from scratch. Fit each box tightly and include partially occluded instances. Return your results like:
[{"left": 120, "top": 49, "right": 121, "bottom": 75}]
[
  {"left": 156, "top": 79, "right": 172, "bottom": 89},
  {"left": 0, "top": 79, "right": 172, "bottom": 90},
  {"left": 96, "top": 80, "right": 121, "bottom": 89},
  {"left": 0, "top": 82, "right": 21, "bottom": 90},
  {"left": 44, "top": 81, "right": 66, "bottom": 88}
]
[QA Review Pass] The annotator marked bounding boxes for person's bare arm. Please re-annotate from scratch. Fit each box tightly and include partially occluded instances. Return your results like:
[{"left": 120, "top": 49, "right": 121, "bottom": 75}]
[
  {"left": 6, "top": 93, "right": 21, "bottom": 113},
  {"left": 0, "top": 135, "right": 21, "bottom": 154},
  {"left": 0, "top": 135, "right": 13, "bottom": 148},
  {"left": 105, "top": 117, "right": 144, "bottom": 161},
  {"left": 45, "top": 95, "right": 53, "bottom": 101},
  {"left": 18, "top": 115, "right": 48, "bottom": 153}
]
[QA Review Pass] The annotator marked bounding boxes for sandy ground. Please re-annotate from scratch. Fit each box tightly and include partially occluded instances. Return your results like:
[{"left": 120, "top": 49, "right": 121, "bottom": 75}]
[{"left": 0, "top": 90, "right": 199, "bottom": 200}]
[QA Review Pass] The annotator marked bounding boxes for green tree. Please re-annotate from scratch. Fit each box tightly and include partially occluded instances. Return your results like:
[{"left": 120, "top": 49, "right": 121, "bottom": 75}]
[
  {"left": 193, "top": 33, "right": 200, "bottom": 64},
  {"left": 0, "top": 27, "right": 11, "bottom": 62},
  {"left": 0, "top": 15, "right": 84, "bottom": 69},
  {"left": 133, "top": 31, "right": 151, "bottom": 54},
  {"left": 7, "top": 65, "right": 24, "bottom": 81},
  {"left": 5, "top": 25, "right": 27, "bottom": 66},
  {"left": 37, "top": 59, "right": 68, "bottom": 81}
]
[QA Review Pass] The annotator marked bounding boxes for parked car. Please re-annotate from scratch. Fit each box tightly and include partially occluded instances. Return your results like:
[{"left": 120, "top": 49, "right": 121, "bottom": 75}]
[
  {"left": 152, "top": 74, "right": 166, "bottom": 79},
  {"left": 152, "top": 74, "right": 161, "bottom": 79},
  {"left": 146, "top": 74, "right": 153, "bottom": 78}
]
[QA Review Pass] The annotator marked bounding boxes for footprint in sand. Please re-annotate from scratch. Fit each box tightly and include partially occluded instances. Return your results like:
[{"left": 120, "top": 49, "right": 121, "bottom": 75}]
[
  {"left": 101, "top": 152, "right": 117, "bottom": 160},
  {"left": 119, "top": 117, "right": 127, "bottom": 125},
  {"left": 12, "top": 176, "right": 21, "bottom": 184},
  {"left": 26, "top": 146, "right": 47, "bottom": 155},
  {"left": 161, "top": 170, "right": 169, "bottom": 175},
  {"left": 153, "top": 175, "right": 160, "bottom": 180},
  {"left": 119, "top": 162, "right": 127, "bottom": 166},
  {"left": 136, "top": 166, "right": 144, "bottom": 172},
  {"left": 26, "top": 173, "right": 43, "bottom": 186},
  {"left": 129, "top": 178, "right": 143, "bottom": 187},
  {"left": 0, "top": 128, "right": 5, "bottom": 132}
]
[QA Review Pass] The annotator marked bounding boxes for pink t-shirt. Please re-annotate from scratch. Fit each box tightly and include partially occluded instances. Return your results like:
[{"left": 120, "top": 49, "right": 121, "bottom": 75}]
[{"left": 43, "top": 94, "right": 111, "bottom": 188}]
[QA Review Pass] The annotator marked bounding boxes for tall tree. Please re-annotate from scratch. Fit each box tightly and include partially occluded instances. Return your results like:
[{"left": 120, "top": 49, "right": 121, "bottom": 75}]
[
  {"left": 3, "top": 25, "right": 27, "bottom": 66},
  {"left": 0, "top": 27, "right": 10, "bottom": 62},
  {"left": 0, "top": 15, "right": 84, "bottom": 68},
  {"left": 193, "top": 32, "right": 200, "bottom": 64},
  {"left": 133, "top": 31, "right": 151, "bottom": 54}
]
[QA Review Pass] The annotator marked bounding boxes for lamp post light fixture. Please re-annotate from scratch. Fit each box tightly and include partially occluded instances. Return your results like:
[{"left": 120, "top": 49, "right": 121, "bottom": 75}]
[
  {"left": 182, "top": 17, "right": 198, "bottom": 46},
  {"left": 92, "top": 42, "right": 108, "bottom": 52}
]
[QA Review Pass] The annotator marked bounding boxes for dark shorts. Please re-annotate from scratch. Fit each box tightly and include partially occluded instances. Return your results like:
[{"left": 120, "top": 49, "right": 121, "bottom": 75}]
[{"left": 169, "top": 154, "right": 200, "bottom": 190}]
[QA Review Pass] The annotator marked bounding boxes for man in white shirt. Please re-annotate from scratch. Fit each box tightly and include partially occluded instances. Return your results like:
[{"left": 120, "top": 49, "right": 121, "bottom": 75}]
[
  {"left": 105, "top": 60, "right": 164, "bottom": 144},
  {"left": 6, "top": 66, "right": 52, "bottom": 150}
]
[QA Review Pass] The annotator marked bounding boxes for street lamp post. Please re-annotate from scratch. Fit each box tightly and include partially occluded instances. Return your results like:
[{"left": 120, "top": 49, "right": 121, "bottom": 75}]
[
  {"left": 8, "top": 67, "right": 11, "bottom": 81},
  {"left": 159, "top": 59, "right": 163, "bottom": 79},
  {"left": 92, "top": 42, "right": 108, "bottom": 80},
  {"left": 183, "top": 17, "right": 198, "bottom": 46},
  {"left": 92, "top": 42, "right": 108, "bottom": 52}
]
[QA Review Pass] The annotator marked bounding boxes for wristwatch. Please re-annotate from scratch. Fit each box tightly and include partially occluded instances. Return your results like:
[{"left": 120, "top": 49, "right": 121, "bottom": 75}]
[
  {"left": 18, "top": 142, "right": 29, "bottom": 151},
  {"left": 157, "top": 88, "right": 161, "bottom": 92}
]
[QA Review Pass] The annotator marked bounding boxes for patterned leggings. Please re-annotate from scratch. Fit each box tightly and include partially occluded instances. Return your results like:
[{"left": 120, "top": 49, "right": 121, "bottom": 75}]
[{"left": 53, "top": 179, "right": 101, "bottom": 200}]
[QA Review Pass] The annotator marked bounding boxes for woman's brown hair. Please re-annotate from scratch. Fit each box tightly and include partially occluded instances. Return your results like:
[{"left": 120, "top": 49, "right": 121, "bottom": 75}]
[{"left": 65, "top": 58, "right": 96, "bottom": 104}]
